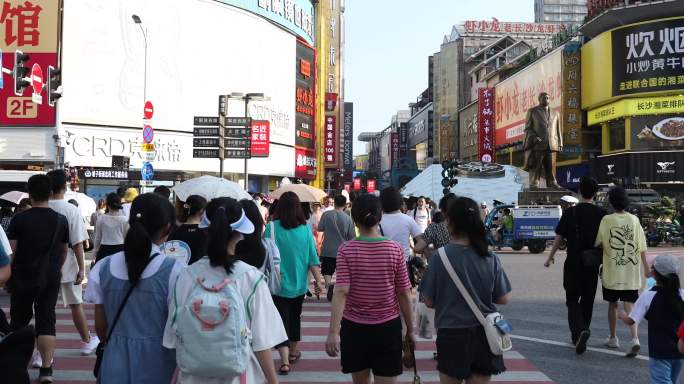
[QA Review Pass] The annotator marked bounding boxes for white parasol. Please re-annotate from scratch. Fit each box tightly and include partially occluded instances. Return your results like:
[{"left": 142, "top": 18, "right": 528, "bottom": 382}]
[{"left": 173, "top": 175, "right": 252, "bottom": 202}]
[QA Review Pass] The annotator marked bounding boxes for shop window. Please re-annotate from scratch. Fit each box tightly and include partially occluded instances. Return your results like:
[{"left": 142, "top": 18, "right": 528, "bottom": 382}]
[{"left": 608, "top": 120, "right": 626, "bottom": 151}]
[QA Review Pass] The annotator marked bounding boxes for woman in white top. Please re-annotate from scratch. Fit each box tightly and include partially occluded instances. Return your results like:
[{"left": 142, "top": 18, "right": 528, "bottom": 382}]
[
  {"left": 94, "top": 193, "right": 129, "bottom": 262},
  {"left": 163, "top": 197, "right": 286, "bottom": 384}
]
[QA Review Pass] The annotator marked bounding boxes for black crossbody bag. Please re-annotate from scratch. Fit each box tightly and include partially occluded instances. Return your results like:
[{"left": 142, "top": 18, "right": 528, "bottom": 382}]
[
  {"left": 574, "top": 209, "right": 602, "bottom": 267},
  {"left": 93, "top": 253, "right": 159, "bottom": 378}
]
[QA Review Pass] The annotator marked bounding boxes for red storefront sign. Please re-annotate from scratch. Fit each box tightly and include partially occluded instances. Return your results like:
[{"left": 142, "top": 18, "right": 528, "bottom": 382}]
[
  {"left": 478, "top": 88, "right": 495, "bottom": 163},
  {"left": 250, "top": 120, "right": 270, "bottom": 157},
  {"left": 366, "top": 179, "right": 376, "bottom": 193},
  {"left": 391, "top": 132, "right": 399, "bottom": 166},
  {"left": 296, "top": 86, "right": 314, "bottom": 116},
  {"left": 295, "top": 147, "right": 317, "bottom": 179},
  {"left": 353, "top": 177, "right": 362, "bottom": 191},
  {"left": 324, "top": 115, "right": 337, "bottom": 166}
]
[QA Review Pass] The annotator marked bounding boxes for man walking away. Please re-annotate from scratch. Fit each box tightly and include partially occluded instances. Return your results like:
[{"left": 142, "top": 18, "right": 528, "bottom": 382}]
[
  {"left": 596, "top": 187, "right": 649, "bottom": 357},
  {"left": 46, "top": 170, "right": 99, "bottom": 360},
  {"left": 545, "top": 177, "right": 606, "bottom": 354},
  {"left": 408, "top": 197, "right": 431, "bottom": 233},
  {"left": 318, "top": 195, "right": 356, "bottom": 301},
  {"left": 7, "top": 175, "right": 70, "bottom": 383}
]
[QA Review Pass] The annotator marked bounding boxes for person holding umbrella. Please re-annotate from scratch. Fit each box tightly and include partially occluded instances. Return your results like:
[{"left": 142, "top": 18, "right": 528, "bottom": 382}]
[{"left": 264, "top": 191, "right": 323, "bottom": 375}]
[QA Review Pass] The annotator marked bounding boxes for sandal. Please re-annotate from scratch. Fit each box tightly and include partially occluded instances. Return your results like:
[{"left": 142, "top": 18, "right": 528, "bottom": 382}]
[
  {"left": 288, "top": 351, "right": 302, "bottom": 364},
  {"left": 278, "top": 364, "right": 290, "bottom": 375}
]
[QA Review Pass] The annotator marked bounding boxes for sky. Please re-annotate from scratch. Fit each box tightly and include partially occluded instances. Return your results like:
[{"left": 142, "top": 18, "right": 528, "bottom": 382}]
[{"left": 345, "top": 0, "right": 535, "bottom": 155}]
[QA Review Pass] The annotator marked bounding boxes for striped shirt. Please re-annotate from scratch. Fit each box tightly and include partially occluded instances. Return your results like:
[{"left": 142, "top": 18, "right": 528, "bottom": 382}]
[{"left": 336, "top": 237, "right": 412, "bottom": 324}]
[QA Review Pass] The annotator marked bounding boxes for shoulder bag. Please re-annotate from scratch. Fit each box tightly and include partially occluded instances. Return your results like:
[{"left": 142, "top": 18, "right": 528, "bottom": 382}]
[
  {"left": 93, "top": 253, "right": 159, "bottom": 378},
  {"left": 437, "top": 247, "right": 512, "bottom": 356},
  {"left": 573, "top": 208, "right": 602, "bottom": 267}
]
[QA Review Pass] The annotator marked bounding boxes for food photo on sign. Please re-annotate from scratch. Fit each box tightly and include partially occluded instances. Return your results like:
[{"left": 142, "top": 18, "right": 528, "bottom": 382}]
[{"left": 633, "top": 114, "right": 684, "bottom": 149}]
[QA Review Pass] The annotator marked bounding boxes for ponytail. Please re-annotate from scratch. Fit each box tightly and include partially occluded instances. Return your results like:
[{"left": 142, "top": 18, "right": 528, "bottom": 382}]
[
  {"left": 124, "top": 221, "right": 152, "bottom": 286},
  {"left": 656, "top": 271, "right": 684, "bottom": 319},
  {"left": 206, "top": 198, "right": 242, "bottom": 275},
  {"left": 124, "top": 193, "right": 175, "bottom": 286},
  {"left": 447, "top": 197, "right": 489, "bottom": 257}
]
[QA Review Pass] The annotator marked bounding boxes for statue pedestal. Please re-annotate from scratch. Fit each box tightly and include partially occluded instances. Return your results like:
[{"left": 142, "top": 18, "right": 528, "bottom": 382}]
[{"left": 518, "top": 188, "right": 570, "bottom": 205}]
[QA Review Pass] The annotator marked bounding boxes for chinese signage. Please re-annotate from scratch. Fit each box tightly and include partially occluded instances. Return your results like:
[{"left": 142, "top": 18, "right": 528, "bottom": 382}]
[
  {"left": 82, "top": 169, "right": 129, "bottom": 180},
  {"left": 495, "top": 48, "right": 562, "bottom": 146},
  {"left": 463, "top": 19, "right": 565, "bottom": 35},
  {"left": 215, "top": 0, "right": 314, "bottom": 45},
  {"left": 1, "top": 0, "right": 58, "bottom": 126},
  {"left": 478, "top": 88, "right": 495, "bottom": 163},
  {"left": 562, "top": 44, "right": 582, "bottom": 148},
  {"left": 324, "top": 116, "right": 337, "bottom": 165},
  {"left": 295, "top": 40, "right": 315, "bottom": 152},
  {"left": 343, "top": 102, "right": 353, "bottom": 173},
  {"left": 391, "top": 132, "right": 400, "bottom": 167},
  {"left": 588, "top": 94, "right": 684, "bottom": 125},
  {"left": 295, "top": 146, "right": 316, "bottom": 179},
  {"left": 250, "top": 120, "right": 270, "bottom": 157},
  {"left": 612, "top": 17, "right": 684, "bottom": 97},
  {"left": 399, "top": 122, "right": 409, "bottom": 159}
]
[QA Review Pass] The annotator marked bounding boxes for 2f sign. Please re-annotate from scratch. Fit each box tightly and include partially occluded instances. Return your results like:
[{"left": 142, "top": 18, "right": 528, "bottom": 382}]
[{"left": 6, "top": 97, "right": 38, "bottom": 118}]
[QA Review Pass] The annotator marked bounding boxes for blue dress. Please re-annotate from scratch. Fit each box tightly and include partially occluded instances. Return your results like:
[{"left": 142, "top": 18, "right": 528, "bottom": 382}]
[{"left": 97, "top": 257, "right": 177, "bottom": 384}]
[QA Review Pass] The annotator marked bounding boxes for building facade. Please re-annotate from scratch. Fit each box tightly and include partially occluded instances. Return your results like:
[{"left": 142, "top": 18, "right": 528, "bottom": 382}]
[{"left": 535, "top": 0, "right": 588, "bottom": 25}]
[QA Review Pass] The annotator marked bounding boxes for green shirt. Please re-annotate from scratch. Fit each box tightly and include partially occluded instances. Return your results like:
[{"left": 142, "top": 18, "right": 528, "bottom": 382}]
[
  {"left": 502, "top": 215, "right": 514, "bottom": 232},
  {"left": 264, "top": 220, "right": 320, "bottom": 298}
]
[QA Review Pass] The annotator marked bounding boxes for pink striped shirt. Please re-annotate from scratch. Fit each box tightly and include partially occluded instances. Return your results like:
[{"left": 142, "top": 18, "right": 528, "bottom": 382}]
[{"left": 335, "top": 237, "right": 411, "bottom": 324}]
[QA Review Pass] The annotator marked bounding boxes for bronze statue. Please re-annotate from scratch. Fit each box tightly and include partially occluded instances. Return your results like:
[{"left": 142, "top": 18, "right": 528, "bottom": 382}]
[{"left": 523, "top": 92, "right": 563, "bottom": 189}]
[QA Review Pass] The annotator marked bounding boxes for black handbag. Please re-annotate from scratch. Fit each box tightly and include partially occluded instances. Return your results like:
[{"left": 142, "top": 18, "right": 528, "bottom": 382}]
[
  {"left": 574, "top": 208, "right": 602, "bottom": 267},
  {"left": 93, "top": 253, "right": 159, "bottom": 378}
]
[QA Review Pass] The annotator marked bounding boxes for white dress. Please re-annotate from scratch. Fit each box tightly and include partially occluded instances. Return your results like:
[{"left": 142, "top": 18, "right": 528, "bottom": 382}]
[{"left": 163, "top": 259, "right": 287, "bottom": 384}]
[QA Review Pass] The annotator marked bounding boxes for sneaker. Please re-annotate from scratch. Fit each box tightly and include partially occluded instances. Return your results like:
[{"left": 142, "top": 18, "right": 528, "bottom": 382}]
[
  {"left": 626, "top": 338, "right": 640, "bottom": 358},
  {"left": 575, "top": 330, "right": 590, "bottom": 355},
  {"left": 81, "top": 334, "right": 100, "bottom": 356},
  {"left": 38, "top": 366, "right": 54, "bottom": 383},
  {"left": 604, "top": 336, "right": 620, "bottom": 349},
  {"left": 31, "top": 352, "right": 54, "bottom": 369}
]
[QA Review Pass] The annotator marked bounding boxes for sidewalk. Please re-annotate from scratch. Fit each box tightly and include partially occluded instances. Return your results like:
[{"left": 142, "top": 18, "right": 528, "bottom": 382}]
[{"left": 14, "top": 298, "right": 553, "bottom": 383}]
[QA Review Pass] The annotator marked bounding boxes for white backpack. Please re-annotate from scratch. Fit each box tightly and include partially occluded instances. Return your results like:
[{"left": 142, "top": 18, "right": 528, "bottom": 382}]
[{"left": 172, "top": 260, "right": 257, "bottom": 378}]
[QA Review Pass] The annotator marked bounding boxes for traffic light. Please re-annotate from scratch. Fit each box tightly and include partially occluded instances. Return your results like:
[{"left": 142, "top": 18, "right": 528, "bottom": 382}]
[
  {"left": 47, "top": 66, "right": 62, "bottom": 107},
  {"left": 13, "top": 50, "right": 30, "bottom": 96},
  {"left": 441, "top": 160, "right": 459, "bottom": 195}
]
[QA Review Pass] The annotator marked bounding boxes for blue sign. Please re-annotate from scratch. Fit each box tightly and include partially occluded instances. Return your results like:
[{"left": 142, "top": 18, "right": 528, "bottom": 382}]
[
  {"left": 141, "top": 162, "right": 154, "bottom": 181},
  {"left": 143, "top": 125, "right": 154, "bottom": 143},
  {"left": 215, "top": 0, "right": 314, "bottom": 45}
]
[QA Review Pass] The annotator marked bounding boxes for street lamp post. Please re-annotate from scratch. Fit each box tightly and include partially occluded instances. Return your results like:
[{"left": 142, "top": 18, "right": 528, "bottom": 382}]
[
  {"left": 131, "top": 15, "right": 147, "bottom": 105},
  {"left": 227, "top": 92, "right": 267, "bottom": 190}
]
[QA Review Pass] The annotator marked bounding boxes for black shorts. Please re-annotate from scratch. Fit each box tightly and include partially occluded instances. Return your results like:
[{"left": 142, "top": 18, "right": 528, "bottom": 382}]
[
  {"left": 436, "top": 327, "right": 506, "bottom": 380},
  {"left": 321, "top": 257, "right": 337, "bottom": 276},
  {"left": 10, "top": 281, "right": 60, "bottom": 336},
  {"left": 602, "top": 287, "right": 638, "bottom": 303},
  {"left": 96, "top": 244, "right": 124, "bottom": 262},
  {"left": 340, "top": 317, "right": 403, "bottom": 377}
]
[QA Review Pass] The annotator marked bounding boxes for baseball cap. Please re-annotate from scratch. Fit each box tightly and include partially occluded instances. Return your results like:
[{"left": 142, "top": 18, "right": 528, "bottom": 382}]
[{"left": 653, "top": 255, "right": 680, "bottom": 276}]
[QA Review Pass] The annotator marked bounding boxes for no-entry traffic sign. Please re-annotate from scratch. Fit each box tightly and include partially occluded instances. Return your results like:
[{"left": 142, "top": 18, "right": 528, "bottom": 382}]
[
  {"left": 144, "top": 101, "right": 154, "bottom": 120},
  {"left": 142, "top": 125, "right": 154, "bottom": 143},
  {"left": 31, "top": 63, "right": 43, "bottom": 94}
]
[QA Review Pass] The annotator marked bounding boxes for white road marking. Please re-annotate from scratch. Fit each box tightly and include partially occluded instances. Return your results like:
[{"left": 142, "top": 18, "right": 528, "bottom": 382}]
[{"left": 511, "top": 334, "right": 649, "bottom": 361}]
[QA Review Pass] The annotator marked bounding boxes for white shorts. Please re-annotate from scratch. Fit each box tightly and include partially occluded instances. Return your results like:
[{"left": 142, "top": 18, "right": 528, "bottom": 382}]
[{"left": 60, "top": 282, "right": 84, "bottom": 305}]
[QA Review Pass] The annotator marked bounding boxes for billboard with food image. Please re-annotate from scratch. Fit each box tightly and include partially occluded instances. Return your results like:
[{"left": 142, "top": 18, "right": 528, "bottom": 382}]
[{"left": 633, "top": 114, "right": 684, "bottom": 150}]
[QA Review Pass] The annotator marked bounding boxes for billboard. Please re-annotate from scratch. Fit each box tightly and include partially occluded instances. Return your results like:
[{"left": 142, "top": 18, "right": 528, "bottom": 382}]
[
  {"left": 295, "top": 40, "right": 315, "bottom": 151},
  {"left": 632, "top": 114, "right": 684, "bottom": 150},
  {"left": 495, "top": 48, "right": 562, "bottom": 146},
  {"left": 478, "top": 88, "right": 495, "bottom": 163},
  {"left": 343, "top": 102, "right": 353, "bottom": 172},
  {"left": 0, "top": 0, "right": 59, "bottom": 126},
  {"left": 294, "top": 146, "right": 316, "bottom": 179},
  {"left": 60, "top": 0, "right": 296, "bottom": 147}
]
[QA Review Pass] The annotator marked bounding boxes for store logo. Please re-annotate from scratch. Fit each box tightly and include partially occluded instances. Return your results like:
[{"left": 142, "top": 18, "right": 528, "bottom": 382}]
[
  {"left": 657, "top": 161, "right": 676, "bottom": 174},
  {"left": 300, "top": 59, "right": 311, "bottom": 78},
  {"left": 296, "top": 153, "right": 316, "bottom": 168},
  {"left": 607, "top": 164, "right": 615, "bottom": 174}
]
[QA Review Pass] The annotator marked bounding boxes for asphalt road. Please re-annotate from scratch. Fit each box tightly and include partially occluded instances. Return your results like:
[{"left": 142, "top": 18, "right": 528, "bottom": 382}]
[{"left": 497, "top": 248, "right": 684, "bottom": 384}]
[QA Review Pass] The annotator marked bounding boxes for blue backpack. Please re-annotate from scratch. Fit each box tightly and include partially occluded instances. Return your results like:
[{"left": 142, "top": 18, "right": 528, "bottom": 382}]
[{"left": 173, "top": 259, "right": 259, "bottom": 378}]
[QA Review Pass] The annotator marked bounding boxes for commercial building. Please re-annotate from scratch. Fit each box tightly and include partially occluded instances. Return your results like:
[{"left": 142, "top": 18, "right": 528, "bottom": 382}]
[
  {"left": 580, "top": 1, "right": 684, "bottom": 194},
  {"left": 535, "top": 0, "right": 588, "bottom": 25},
  {"left": 1, "top": 0, "right": 317, "bottom": 195}
]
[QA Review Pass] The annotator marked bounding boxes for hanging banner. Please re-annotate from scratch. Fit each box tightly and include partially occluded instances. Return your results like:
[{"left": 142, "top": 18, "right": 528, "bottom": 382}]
[
  {"left": 250, "top": 120, "right": 270, "bottom": 157},
  {"left": 343, "top": 102, "right": 354, "bottom": 172},
  {"left": 478, "top": 88, "right": 495, "bottom": 163},
  {"left": 562, "top": 45, "right": 582, "bottom": 148},
  {"left": 391, "top": 132, "right": 400, "bottom": 167},
  {"left": 324, "top": 115, "right": 337, "bottom": 167},
  {"left": 295, "top": 40, "right": 315, "bottom": 150}
]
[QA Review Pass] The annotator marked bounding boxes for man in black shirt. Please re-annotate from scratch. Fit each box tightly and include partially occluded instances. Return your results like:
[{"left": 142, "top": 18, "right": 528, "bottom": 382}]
[
  {"left": 544, "top": 177, "right": 606, "bottom": 355},
  {"left": 7, "top": 175, "right": 69, "bottom": 383}
]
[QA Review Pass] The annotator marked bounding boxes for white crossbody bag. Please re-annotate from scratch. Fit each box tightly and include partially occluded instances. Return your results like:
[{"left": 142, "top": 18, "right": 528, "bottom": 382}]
[{"left": 437, "top": 247, "right": 512, "bottom": 356}]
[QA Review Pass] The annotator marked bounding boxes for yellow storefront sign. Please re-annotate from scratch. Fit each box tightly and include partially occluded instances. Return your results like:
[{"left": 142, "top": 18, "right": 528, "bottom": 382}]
[{"left": 588, "top": 95, "right": 684, "bottom": 126}]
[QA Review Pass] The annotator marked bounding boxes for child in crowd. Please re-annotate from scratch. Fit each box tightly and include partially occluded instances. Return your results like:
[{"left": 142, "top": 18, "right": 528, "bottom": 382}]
[{"left": 619, "top": 255, "right": 684, "bottom": 384}]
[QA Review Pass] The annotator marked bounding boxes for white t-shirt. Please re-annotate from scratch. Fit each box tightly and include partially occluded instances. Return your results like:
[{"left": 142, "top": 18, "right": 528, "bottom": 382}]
[
  {"left": 0, "top": 226, "right": 11, "bottom": 262},
  {"left": 379, "top": 212, "right": 423, "bottom": 261},
  {"left": 49, "top": 199, "right": 89, "bottom": 283},
  {"left": 409, "top": 207, "right": 431, "bottom": 232},
  {"left": 628, "top": 288, "right": 684, "bottom": 325},
  {"left": 122, "top": 203, "right": 132, "bottom": 219},
  {"left": 163, "top": 259, "right": 287, "bottom": 384},
  {"left": 84, "top": 244, "right": 184, "bottom": 305}
]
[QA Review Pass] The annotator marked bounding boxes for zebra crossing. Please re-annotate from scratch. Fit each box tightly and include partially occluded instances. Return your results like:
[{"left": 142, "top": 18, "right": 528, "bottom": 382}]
[{"left": 12, "top": 299, "right": 554, "bottom": 383}]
